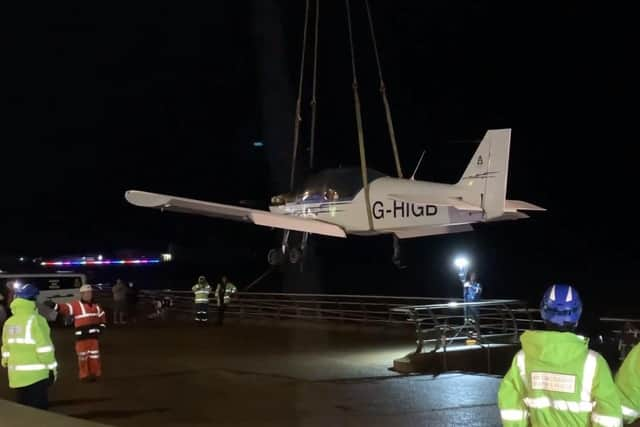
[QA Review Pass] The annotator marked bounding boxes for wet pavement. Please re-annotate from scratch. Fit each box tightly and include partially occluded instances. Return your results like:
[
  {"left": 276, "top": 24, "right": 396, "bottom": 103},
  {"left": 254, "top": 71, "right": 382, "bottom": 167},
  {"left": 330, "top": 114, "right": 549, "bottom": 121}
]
[{"left": 1, "top": 318, "right": 503, "bottom": 426}]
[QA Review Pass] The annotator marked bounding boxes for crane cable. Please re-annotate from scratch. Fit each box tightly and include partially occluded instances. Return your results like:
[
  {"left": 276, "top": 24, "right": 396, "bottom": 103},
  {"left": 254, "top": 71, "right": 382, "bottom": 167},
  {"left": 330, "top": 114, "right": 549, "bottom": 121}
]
[
  {"left": 364, "top": 0, "right": 403, "bottom": 178},
  {"left": 345, "top": 0, "right": 374, "bottom": 231},
  {"left": 289, "top": 0, "right": 311, "bottom": 191},
  {"left": 308, "top": 0, "right": 320, "bottom": 170}
]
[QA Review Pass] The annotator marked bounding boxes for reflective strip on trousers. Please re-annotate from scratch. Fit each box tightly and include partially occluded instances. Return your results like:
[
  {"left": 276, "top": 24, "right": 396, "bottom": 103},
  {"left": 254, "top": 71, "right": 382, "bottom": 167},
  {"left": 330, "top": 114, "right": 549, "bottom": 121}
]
[
  {"left": 501, "top": 409, "right": 528, "bottom": 421},
  {"left": 36, "top": 345, "right": 54, "bottom": 353},
  {"left": 592, "top": 412, "right": 623, "bottom": 427},
  {"left": 2, "top": 352, "right": 10, "bottom": 358}
]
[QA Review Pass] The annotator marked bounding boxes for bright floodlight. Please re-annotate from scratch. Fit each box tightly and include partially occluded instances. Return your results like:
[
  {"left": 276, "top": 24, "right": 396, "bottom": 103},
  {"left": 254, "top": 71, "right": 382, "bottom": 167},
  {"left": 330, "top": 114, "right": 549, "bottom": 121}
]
[{"left": 454, "top": 257, "right": 470, "bottom": 269}]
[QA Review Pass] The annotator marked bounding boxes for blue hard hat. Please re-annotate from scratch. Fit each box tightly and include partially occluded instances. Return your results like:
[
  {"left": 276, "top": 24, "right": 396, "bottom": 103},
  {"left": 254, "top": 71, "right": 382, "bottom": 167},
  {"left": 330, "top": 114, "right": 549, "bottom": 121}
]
[
  {"left": 540, "top": 284, "right": 582, "bottom": 327},
  {"left": 15, "top": 283, "right": 39, "bottom": 300}
]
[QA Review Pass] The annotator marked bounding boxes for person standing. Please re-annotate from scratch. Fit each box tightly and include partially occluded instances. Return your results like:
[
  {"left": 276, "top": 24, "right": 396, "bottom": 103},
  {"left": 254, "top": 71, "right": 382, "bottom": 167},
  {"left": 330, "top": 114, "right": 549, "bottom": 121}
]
[
  {"left": 192, "top": 276, "right": 211, "bottom": 324},
  {"left": 498, "top": 284, "right": 621, "bottom": 426},
  {"left": 463, "top": 271, "right": 482, "bottom": 324},
  {"left": 46, "top": 284, "right": 106, "bottom": 382},
  {"left": 215, "top": 276, "right": 236, "bottom": 326},
  {"left": 127, "top": 282, "right": 139, "bottom": 323},
  {"left": 616, "top": 342, "right": 640, "bottom": 424},
  {"left": 1, "top": 283, "right": 57, "bottom": 409},
  {"left": 112, "top": 279, "right": 128, "bottom": 325}
]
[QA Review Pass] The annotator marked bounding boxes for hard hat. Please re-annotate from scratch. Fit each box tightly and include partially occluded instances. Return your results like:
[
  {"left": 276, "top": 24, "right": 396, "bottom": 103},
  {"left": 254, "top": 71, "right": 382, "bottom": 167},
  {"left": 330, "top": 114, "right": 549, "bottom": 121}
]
[
  {"left": 15, "top": 283, "right": 39, "bottom": 300},
  {"left": 540, "top": 284, "right": 582, "bottom": 328},
  {"left": 79, "top": 284, "right": 93, "bottom": 293}
]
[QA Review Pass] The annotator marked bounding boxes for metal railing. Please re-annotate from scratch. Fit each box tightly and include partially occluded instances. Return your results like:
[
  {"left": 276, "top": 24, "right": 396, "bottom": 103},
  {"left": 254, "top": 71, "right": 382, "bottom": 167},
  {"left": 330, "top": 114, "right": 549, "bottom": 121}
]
[
  {"left": 132, "top": 290, "right": 452, "bottom": 326},
  {"left": 391, "top": 299, "right": 534, "bottom": 353}
]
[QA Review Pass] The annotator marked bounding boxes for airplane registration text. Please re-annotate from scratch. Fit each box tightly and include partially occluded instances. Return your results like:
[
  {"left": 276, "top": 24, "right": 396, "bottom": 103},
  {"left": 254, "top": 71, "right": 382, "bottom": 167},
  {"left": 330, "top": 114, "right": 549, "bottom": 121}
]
[{"left": 372, "top": 200, "right": 438, "bottom": 219}]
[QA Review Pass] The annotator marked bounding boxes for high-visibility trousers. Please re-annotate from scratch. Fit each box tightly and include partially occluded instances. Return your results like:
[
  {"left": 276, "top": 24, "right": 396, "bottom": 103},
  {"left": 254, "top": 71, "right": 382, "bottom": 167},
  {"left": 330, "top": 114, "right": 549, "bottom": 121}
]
[{"left": 75, "top": 339, "right": 101, "bottom": 379}]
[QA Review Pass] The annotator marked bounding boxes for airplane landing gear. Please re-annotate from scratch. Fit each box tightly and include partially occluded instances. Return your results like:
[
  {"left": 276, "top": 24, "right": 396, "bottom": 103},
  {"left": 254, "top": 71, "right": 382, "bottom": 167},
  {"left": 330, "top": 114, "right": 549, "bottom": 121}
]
[
  {"left": 267, "top": 231, "right": 309, "bottom": 265},
  {"left": 267, "top": 248, "right": 284, "bottom": 266}
]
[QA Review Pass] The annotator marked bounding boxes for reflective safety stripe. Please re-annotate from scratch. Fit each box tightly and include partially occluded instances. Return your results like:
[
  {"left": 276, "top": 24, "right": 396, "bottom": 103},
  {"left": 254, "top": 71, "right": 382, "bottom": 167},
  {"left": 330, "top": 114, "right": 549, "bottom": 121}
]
[
  {"left": 48, "top": 362, "right": 58, "bottom": 369},
  {"left": 89, "top": 355, "right": 100, "bottom": 359},
  {"left": 75, "top": 313, "right": 99, "bottom": 319},
  {"left": 12, "top": 364, "right": 47, "bottom": 371},
  {"left": 500, "top": 409, "right": 528, "bottom": 421},
  {"left": 88, "top": 350, "right": 99, "bottom": 354},
  {"left": 36, "top": 345, "right": 54, "bottom": 353},
  {"left": 581, "top": 350, "right": 598, "bottom": 402},
  {"left": 88, "top": 329, "right": 101, "bottom": 334},
  {"left": 622, "top": 405, "right": 640, "bottom": 418},
  {"left": 195, "top": 299, "right": 209, "bottom": 303},
  {"left": 516, "top": 350, "right": 527, "bottom": 386},
  {"left": 2, "top": 352, "right": 9, "bottom": 358},
  {"left": 65, "top": 303, "right": 74, "bottom": 316},
  {"left": 524, "top": 396, "right": 594, "bottom": 412},
  {"left": 7, "top": 338, "right": 36, "bottom": 344},
  {"left": 25, "top": 316, "right": 35, "bottom": 343},
  {"left": 592, "top": 412, "right": 622, "bottom": 427},
  {"left": 75, "top": 331, "right": 82, "bottom": 335}
]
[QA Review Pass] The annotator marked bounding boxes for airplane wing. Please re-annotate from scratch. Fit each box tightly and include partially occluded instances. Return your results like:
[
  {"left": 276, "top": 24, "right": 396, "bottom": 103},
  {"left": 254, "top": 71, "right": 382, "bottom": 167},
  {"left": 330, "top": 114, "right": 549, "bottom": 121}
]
[
  {"left": 125, "top": 190, "right": 347, "bottom": 238},
  {"left": 387, "top": 194, "right": 483, "bottom": 211}
]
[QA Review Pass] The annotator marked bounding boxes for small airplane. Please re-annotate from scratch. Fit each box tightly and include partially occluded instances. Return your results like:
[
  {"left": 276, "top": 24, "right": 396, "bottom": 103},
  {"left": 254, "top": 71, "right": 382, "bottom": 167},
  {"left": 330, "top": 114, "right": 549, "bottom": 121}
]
[{"left": 125, "top": 129, "right": 544, "bottom": 265}]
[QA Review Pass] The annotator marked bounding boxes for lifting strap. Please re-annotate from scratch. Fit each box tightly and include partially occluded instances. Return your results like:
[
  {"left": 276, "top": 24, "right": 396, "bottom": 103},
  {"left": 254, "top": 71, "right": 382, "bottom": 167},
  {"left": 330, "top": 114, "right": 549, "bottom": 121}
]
[
  {"left": 364, "top": 0, "right": 403, "bottom": 178},
  {"left": 289, "top": 0, "right": 311, "bottom": 191},
  {"left": 345, "top": 0, "right": 374, "bottom": 231},
  {"left": 309, "top": 0, "right": 320, "bottom": 170}
]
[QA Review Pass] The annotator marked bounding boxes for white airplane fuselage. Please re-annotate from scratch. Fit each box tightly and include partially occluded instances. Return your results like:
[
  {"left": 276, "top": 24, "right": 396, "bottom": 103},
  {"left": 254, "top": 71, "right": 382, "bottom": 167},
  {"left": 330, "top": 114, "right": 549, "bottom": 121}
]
[{"left": 269, "top": 177, "right": 483, "bottom": 234}]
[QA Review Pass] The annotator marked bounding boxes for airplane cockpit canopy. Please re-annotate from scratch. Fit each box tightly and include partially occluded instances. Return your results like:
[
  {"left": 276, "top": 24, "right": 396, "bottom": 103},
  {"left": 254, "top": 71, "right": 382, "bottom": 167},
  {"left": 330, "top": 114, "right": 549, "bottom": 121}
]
[{"left": 271, "top": 168, "right": 387, "bottom": 206}]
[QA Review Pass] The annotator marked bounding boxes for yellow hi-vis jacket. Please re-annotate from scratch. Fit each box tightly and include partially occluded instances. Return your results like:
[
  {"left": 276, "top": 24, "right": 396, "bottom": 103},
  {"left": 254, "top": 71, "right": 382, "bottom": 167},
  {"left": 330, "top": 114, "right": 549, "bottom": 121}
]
[
  {"left": 615, "top": 343, "right": 640, "bottom": 423},
  {"left": 192, "top": 282, "right": 211, "bottom": 304},
  {"left": 1, "top": 298, "right": 58, "bottom": 388},
  {"left": 498, "top": 330, "right": 622, "bottom": 427}
]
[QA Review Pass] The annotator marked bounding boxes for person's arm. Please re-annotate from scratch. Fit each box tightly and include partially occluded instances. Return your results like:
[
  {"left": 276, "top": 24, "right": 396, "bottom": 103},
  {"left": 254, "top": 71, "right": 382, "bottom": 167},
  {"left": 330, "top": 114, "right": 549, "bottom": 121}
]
[
  {"left": 590, "top": 353, "right": 622, "bottom": 427},
  {"left": 97, "top": 305, "right": 106, "bottom": 329},
  {"left": 497, "top": 351, "right": 529, "bottom": 427}
]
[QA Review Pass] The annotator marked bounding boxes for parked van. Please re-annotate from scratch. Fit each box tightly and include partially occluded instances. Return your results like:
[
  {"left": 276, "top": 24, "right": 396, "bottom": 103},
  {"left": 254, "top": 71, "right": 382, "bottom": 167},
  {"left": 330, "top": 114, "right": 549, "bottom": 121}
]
[{"left": 0, "top": 273, "right": 85, "bottom": 321}]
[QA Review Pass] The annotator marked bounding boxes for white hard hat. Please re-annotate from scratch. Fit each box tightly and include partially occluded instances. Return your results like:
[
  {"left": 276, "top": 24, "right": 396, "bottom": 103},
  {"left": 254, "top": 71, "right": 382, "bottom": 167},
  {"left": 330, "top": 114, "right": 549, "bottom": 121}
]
[{"left": 79, "top": 284, "right": 93, "bottom": 293}]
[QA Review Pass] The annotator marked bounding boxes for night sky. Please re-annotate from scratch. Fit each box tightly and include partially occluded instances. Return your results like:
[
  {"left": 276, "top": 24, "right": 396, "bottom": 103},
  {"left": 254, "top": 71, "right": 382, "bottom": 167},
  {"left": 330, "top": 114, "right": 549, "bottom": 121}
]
[{"left": 3, "top": 2, "right": 636, "bottom": 314}]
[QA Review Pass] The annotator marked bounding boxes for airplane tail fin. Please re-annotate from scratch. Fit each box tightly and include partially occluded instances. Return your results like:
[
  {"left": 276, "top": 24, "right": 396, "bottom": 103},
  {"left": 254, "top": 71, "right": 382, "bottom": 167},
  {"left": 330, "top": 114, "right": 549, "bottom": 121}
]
[{"left": 456, "top": 129, "right": 511, "bottom": 219}]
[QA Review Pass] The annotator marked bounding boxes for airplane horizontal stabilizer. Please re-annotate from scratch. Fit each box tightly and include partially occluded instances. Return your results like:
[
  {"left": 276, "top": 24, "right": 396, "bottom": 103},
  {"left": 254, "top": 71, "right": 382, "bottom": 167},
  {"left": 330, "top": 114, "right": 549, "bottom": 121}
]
[{"left": 505, "top": 200, "right": 546, "bottom": 212}]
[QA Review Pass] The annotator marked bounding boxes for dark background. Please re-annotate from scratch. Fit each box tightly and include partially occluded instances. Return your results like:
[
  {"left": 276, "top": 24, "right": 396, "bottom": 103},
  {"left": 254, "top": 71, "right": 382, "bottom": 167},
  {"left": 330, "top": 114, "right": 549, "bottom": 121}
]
[{"left": 2, "top": 2, "right": 636, "bottom": 315}]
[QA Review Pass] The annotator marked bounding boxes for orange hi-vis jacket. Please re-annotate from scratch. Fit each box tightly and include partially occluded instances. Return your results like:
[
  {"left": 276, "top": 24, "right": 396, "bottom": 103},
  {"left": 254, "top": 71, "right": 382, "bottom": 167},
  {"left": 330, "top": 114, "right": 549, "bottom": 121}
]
[{"left": 56, "top": 301, "right": 106, "bottom": 340}]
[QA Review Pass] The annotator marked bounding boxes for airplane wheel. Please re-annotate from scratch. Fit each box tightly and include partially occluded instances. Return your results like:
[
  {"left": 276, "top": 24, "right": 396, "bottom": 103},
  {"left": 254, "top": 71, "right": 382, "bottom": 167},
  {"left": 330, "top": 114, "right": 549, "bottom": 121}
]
[
  {"left": 267, "top": 248, "right": 284, "bottom": 266},
  {"left": 288, "top": 248, "right": 302, "bottom": 264}
]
